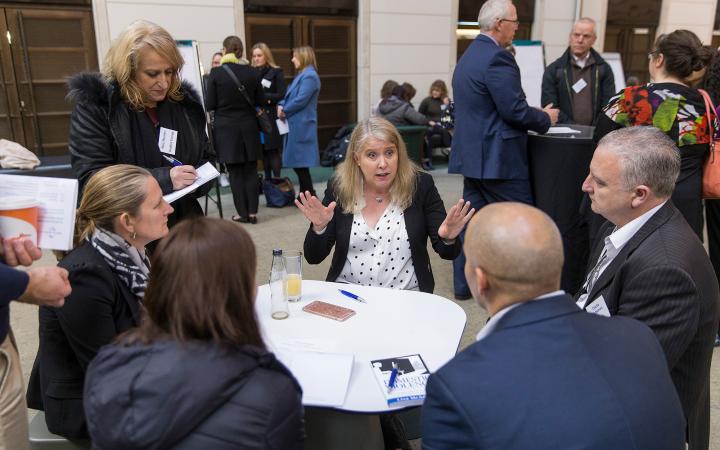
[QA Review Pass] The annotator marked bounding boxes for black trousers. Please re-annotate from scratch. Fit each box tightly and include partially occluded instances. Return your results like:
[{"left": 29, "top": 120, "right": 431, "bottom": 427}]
[
  {"left": 293, "top": 167, "right": 315, "bottom": 196},
  {"left": 227, "top": 162, "right": 259, "bottom": 218}
]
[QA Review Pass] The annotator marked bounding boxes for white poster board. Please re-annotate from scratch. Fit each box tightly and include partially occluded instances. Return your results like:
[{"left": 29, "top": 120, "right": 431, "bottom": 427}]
[
  {"left": 513, "top": 41, "right": 545, "bottom": 108},
  {"left": 176, "top": 40, "right": 205, "bottom": 107},
  {"left": 601, "top": 52, "right": 626, "bottom": 92}
]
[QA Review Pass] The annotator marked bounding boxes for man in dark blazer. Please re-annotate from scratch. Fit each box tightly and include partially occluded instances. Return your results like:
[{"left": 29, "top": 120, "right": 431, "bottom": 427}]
[
  {"left": 449, "top": 0, "right": 558, "bottom": 300},
  {"left": 578, "top": 126, "right": 720, "bottom": 450},
  {"left": 422, "top": 202, "right": 685, "bottom": 450}
]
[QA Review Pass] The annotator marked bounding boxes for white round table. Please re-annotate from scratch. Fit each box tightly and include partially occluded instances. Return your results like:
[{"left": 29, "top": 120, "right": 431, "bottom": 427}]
[{"left": 256, "top": 280, "right": 467, "bottom": 449}]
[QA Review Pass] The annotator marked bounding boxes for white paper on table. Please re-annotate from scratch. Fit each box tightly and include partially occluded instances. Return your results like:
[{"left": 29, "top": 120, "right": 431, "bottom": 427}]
[
  {"left": 163, "top": 162, "right": 220, "bottom": 204},
  {"left": 276, "top": 119, "right": 289, "bottom": 135},
  {"left": 0, "top": 175, "right": 78, "bottom": 251},
  {"left": 546, "top": 126, "right": 582, "bottom": 134},
  {"left": 275, "top": 348, "right": 354, "bottom": 407}
]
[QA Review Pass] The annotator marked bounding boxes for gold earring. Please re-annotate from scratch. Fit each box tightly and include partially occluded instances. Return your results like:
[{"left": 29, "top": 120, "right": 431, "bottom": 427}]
[{"left": 132, "top": 232, "right": 137, "bottom": 240}]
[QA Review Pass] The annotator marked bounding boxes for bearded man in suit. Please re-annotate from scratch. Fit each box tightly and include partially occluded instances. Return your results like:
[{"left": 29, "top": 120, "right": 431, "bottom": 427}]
[{"left": 577, "top": 126, "right": 720, "bottom": 450}]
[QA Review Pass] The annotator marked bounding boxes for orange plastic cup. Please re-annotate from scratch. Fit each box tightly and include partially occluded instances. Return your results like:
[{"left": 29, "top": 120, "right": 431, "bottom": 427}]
[{"left": 0, "top": 197, "right": 40, "bottom": 245}]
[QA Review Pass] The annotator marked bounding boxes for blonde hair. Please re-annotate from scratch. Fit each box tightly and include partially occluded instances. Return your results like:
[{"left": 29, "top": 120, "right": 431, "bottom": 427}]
[
  {"left": 75, "top": 165, "right": 152, "bottom": 246},
  {"left": 293, "top": 46, "right": 318, "bottom": 72},
  {"left": 251, "top": 42, "right": 279, "bottom": 69},
  {"left": 334, "top": 117, "right": 419, "bottom": 213},
  {"left": 103, "top": 20, "right": 184, "bottom": 111}
]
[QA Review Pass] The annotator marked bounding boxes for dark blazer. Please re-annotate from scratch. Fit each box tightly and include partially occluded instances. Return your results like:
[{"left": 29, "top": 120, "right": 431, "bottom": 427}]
[
  {"left": 258, "top": 65, "right": 287, "bottom": 150},
  {"left": 205, "top": 63, "right": 265, "bottom": 164},
  {"left": 580, "top": 202, "right": 720, "bottom": 450},
  {"left": 26, "top": 242, "right": 141, "bottom": 439},
  {"left": 449, "top": 34, "right": 550, "bottom": 180},
  {"left": 85, "top": 341, "right": 304, "bottom": 449},
  {"left": 541, "top": 47, "right": 615, "bottom": 124},
  {"left": 0, "top": 263, "right": 28, "bottom": 343},
  {"left": 422, "top": 294, "right": 686, "bottom": 450},
  {"left": 304, "top": 172, "right": 460, "bottom": 293}
]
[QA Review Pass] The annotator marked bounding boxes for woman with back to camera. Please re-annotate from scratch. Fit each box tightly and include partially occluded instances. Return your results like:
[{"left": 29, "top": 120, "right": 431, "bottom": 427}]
[
  {"left": 83, "top": 217, "right": 304, "bottom": 450},
  {"left": 277, "top": 45, "right": 321, "bottom": 197},
  {"left": 252, "top": 42, "right": 287, "bottom": 180},
  {"left": 206, "top": 35, "right": 265, "bottom": 224},
  {"left": 26, "top": 165, "right": 174, "bottom": 439},
  {"left": 594, "top": 29, "right": 716, "bottom": 238},
  {"left": 68, "top": 20, "right": 211, "bottom": 227},
  {"left": 298, "top": 117, "right": 473, "bottom": 294}
]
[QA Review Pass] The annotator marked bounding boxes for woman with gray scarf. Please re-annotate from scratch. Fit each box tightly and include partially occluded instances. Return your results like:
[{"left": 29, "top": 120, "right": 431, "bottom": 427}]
[{"left": 26, "top": 164, "right": 174, "bottom": 439}]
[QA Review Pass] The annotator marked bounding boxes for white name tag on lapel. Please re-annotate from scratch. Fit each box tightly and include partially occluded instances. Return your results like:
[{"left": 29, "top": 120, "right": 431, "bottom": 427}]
[
  {"left": 572, "top": 78, "right": 587, "bottom": 93},
  {"left": 586, "top": 295, "right": 611, "bottom": 317},
  {"left": 261, "top": 78, "right": 272, "bottom": 88},
  {"left": 158, "top": 127, "right": 178, "bottom": 155}
]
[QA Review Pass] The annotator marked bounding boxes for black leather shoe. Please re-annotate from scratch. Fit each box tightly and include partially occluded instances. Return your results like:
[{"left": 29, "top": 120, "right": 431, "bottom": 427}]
[
  {"left": 454, "top": 293, "right": 472, "bottom": 301},
  {"left": 248, "top": 216, "right": 258, "bottom": 224}
]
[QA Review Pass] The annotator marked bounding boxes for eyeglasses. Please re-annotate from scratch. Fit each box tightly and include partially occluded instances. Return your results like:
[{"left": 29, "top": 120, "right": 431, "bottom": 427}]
[{"left": 499, "top": 18, "right": 520, "bottom": 25}]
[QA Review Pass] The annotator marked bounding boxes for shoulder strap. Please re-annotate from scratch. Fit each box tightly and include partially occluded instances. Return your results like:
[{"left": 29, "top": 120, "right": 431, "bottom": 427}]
[
  {"left": 698, "top": 88, "right": 717, "bottom": 150},
  {"left": 222, "top": 64, "right": 255, "bottom": 108}
]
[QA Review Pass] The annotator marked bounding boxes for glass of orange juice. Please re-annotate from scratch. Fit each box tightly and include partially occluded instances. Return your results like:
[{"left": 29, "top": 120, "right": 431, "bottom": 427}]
[{"left": 284, "top": 251, "right": 303, "bottom": 302}]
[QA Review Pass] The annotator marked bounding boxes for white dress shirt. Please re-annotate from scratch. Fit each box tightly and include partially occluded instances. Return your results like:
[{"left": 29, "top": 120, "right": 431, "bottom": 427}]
[
  {"left": 576, "top": 201, "right": 666, "bottom": 308},
  {"left": 476, "top": 290, "right": 565, "bottom": 342}
]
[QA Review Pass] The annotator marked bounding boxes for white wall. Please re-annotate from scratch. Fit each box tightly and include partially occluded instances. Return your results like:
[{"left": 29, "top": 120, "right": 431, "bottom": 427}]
[
  {"left": 92, "top": 0, "right": 244, "bottom": 75},
  {"left": 531, "top": 0, "right": 576, "bottom": 64},
  {"left": 657, "top": 0, "right": 717, "bottom": 44},
  {"left": 358, "top": 0, "right": 457, "bottom": 120}
]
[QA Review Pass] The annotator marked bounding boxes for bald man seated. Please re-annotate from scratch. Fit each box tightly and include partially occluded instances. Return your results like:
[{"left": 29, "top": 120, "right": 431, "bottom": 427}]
[{"left": 421, "top": 203, "right": 685, "bottom": 450}]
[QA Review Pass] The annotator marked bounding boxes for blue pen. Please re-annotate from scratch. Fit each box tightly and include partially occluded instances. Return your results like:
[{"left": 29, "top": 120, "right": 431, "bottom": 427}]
[
  {"left": 162, "top": 154, "right": 184, "bottom": 167},
  {"left": 387, "top": 362, "right": 399, "bottom": 392},
  {"left": 338, "top": 289, "right": 367, "bottom": 303}
]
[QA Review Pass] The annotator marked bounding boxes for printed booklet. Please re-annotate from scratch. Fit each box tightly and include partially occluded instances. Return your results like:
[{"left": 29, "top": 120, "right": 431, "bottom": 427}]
[{"left": 370, "top": 354, "right": 429, "bottom": 407}]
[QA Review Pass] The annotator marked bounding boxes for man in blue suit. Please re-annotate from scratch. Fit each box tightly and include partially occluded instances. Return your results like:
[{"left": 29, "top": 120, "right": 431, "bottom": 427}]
[
  {"left": 450, "top": 0, "right": 558, "bottom": 299},
  {"left": 421, "top": 202, "right": 686, "bottom": 450}
]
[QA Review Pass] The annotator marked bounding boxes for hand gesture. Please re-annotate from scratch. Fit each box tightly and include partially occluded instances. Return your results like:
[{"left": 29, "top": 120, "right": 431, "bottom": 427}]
[
  {"left": 543, "top": 103, "right": 559, "bottom": 125},
  {"left": 19, "top": 266, "right": 71, "bottom": 308},
  {"left": 295, "top": 191, "right": 336, "bottom": 231},
  {"left": 1, "top": 236, "right": 43, "bottom": 267},
  {"left": 170, "top": 165, "right": 198, "bottom": 190},
  {"left": 438, "top": 199, "right": 475, "bottom": 240}
]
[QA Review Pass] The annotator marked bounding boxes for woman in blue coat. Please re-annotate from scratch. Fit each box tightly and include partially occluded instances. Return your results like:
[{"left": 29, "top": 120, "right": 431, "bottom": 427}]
[{"left": 277, "top": 45, "right": 321, "bottom": 196}]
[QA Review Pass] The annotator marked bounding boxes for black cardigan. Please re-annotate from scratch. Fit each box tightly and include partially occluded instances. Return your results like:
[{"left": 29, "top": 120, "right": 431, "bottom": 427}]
[
  {"left": 26, "top": 242, "right": 141, "bottom": 439},
  {"left": 304, "top": 172, "right": 460, "bottom": 293}
]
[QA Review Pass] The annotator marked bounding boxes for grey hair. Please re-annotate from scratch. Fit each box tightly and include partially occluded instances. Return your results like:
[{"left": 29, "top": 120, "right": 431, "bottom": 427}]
[
  {"left": 573, "top": 17, "right": 597, "bottom": 35},
  {"left": 597, "top": 126, "right": 681, "bottom": 197},
  {"left": 477, "top": 0, "right": 514, "bottom": 31}
]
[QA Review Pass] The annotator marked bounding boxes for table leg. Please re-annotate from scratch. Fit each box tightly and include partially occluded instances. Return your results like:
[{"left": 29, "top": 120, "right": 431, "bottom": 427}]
[{"left": 304, "top": 408, "right": 384, "bottom": 450}]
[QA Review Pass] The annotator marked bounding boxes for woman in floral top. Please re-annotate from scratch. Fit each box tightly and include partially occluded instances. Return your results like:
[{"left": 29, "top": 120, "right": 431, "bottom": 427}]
[{"left": 594, "top": 30, "right": 715, "bottom": 238}]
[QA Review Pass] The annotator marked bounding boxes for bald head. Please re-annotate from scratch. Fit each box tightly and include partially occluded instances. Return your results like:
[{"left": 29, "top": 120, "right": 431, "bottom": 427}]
[{"left": 464, "top": 203, "right": 563, "bottom": 304}]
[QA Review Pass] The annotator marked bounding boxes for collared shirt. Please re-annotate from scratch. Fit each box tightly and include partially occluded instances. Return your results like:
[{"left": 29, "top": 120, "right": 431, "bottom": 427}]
[
  {"left": 576, "top": 201, "right": 666, "bottom": 308},
  {"left": 480, "top": 32, "right": 499, "bottom": 46},
  {"left": 572, "top": 52, "right": 590, "bottom": 69},
  {"left": 476, "top": 290, "right": 565, "bottom": 342}
]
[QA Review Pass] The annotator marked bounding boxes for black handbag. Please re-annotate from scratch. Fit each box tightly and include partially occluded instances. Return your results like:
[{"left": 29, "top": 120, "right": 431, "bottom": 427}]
[{"left": 222, "top": 65, "right": 273, "bottom": 134}]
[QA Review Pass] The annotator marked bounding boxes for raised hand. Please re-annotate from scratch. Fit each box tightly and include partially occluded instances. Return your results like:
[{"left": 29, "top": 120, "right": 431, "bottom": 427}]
[
  {"left": 438, "top": 199, "right": 475, "bottom": 240},
  {"left": 170, "top": 165, "right": 198, "bottom": 190},
  {"left": 295, "top": 191, "right": 336, "bottom": 231}
]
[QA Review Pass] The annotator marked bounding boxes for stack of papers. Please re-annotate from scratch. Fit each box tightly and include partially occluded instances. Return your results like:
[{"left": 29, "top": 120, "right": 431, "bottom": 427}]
[
  {"left": 546, "top": 126, "right": 581, "bottom": 134},
  {"left": 163, "top": 162, "right": 220, "bottom": 203}
]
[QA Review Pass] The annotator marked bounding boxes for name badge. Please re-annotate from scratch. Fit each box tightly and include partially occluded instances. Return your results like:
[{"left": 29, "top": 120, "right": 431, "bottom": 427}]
[
  {"left": 158, "top": 127, "right": 178, "bottom": 155},
  {"left": 572, "top": 78, "right": 588, "bottom": 94},
  {"left": 261, "top": 78, "right": 272, "bottom": 89},
  {"left": 586, "top": 295, "right": 611, "bottom": 317}
]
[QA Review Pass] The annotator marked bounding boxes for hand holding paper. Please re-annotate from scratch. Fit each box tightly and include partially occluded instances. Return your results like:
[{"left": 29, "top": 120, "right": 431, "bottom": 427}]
[{"left": 163, "top": 162, "right": 220, "bottom": 204}]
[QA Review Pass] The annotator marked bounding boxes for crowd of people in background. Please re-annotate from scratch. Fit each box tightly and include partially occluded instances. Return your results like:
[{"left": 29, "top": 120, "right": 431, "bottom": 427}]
[{"left": 3, "top": 0, "right": 720, "bottom": 448}]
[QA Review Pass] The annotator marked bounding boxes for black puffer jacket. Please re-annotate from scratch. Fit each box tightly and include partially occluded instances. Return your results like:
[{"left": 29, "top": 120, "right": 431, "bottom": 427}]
[
  {"left": 84, "top": 340, "right": 304, "bottom": 450},
  {"left": 66, "top": 73, "right": 213, "bottom": 221}
]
